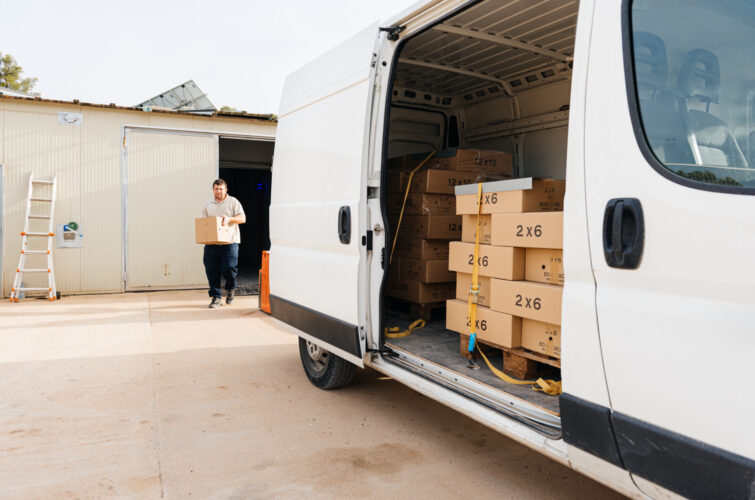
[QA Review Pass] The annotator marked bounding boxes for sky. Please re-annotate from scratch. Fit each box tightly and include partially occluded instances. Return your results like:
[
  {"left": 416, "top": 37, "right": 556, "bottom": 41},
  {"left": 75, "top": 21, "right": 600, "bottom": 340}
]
[{"left": 1, "top": 0, "right": 419, "bottom": 114}]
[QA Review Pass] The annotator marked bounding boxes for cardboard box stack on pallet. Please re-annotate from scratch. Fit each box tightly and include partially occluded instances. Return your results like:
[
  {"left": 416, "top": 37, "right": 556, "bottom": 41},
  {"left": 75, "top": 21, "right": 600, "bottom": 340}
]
[
  {"left": 445, "top": 178, "right": 566, "bottom": 378},
  {"left": 385, "top": 149, "right": 513, "bottom": 318}
]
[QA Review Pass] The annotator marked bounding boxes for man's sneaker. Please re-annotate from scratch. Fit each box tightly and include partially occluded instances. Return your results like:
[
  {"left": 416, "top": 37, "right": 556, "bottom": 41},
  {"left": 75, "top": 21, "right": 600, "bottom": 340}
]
[
  {"left": 209, "top": 297, "right": 222, "bottom": 308},
  {"left": 226, "top": 290, "right": 235, "bottom": 305}
]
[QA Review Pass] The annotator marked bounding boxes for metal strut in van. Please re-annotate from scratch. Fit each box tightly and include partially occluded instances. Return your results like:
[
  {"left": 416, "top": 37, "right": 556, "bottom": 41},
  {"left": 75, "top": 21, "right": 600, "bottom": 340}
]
[{"left": 466, "top": 183, "right": 561, "bottom": 396}]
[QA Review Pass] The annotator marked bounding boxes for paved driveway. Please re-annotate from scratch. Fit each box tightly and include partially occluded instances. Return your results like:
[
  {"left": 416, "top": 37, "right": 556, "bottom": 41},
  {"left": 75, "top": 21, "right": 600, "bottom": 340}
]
[{"left": 0, "top": 291, "right": 623, "bottom": 498}]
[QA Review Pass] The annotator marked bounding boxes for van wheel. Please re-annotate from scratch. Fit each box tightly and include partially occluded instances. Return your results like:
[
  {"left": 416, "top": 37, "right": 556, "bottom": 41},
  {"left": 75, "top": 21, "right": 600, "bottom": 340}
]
[{"left": 299, "top": 338, "right": 357, "bottom": 390}]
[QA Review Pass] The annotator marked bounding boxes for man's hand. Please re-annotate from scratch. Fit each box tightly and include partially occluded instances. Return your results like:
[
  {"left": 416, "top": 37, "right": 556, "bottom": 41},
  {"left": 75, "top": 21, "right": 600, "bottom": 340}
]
[{"left": 221, "top": 215, "right": 229, "bottom": 226}]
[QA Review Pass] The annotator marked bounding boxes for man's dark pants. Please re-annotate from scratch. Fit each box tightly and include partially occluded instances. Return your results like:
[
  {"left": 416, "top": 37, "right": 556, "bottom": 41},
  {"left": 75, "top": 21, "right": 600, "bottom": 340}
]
[{"left": 203, "top": 243, "right": 239, "bottom": 299}]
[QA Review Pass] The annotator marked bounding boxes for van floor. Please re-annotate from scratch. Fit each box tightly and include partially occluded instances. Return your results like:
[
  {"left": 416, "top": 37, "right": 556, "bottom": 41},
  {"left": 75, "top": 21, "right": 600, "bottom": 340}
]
[{"left": 385, "top": 310, "right": 560, "bottom": 416}]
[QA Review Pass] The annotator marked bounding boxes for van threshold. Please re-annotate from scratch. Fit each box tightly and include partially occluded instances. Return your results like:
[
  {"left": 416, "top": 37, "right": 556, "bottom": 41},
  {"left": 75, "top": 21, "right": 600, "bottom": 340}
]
[{"left": 378, "top": 345, "right": 562, "bottom": 438}]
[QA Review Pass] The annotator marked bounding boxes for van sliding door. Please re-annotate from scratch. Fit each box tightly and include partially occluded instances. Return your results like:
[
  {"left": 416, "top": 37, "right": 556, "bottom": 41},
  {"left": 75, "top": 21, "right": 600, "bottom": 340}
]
[{"left": 268, "top": 24, "right": 381, "bottom": 366}]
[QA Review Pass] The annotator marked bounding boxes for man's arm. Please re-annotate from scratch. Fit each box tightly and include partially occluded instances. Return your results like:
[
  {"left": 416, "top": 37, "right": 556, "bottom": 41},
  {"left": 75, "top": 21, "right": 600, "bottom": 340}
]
[{"left": 222, "top": 214, "right": 246, "bottom": 225}]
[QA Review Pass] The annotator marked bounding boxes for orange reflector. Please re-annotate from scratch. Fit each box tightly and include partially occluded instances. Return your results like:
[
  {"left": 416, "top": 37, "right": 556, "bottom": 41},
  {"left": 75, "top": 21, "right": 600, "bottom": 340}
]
[
  {"left": 20, "top": 232, "right": 25, "bottom": 236},
  {"left": 49, "top": 232, "right": 54, "bottom": 236},
  {"left": 47, "top": 250, "right": 50, "bottom": 255},
  {"left": 259, "top": 251, "right": 271, "bottom": 314}
]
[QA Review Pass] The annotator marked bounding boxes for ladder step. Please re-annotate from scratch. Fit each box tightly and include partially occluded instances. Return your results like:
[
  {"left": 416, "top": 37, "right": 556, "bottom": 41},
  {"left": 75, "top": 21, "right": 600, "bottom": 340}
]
[
  {"left": 22, "top": 250, "right": 49, "bottom": 254},
  {"left": 32, "top": 180, "right": 55, "bottom": 185},
  {"left": 21, "top": 232, "right": 54, "bottom": 236},
  {"left": 30, "top": 198, "right": 53, "bottom": 202},
  {"left": 18, "top": 269, "right": 50, "bottom": 273},
  {"left": 28, "top": 215, "right": 51, "bottom": 219},
  {"left": 15, "top": 287, "right": 52, "bottom": 291}
]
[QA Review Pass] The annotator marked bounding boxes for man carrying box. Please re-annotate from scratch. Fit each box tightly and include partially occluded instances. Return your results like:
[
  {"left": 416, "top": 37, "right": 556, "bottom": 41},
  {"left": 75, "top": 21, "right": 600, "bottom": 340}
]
[{"left": 202, "top": 179, "right": 246, "bottom": 308}]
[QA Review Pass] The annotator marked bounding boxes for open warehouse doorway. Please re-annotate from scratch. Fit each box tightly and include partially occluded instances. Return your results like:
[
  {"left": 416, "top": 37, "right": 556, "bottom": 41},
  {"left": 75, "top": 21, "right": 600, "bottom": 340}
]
[{"left": 218, "top": 137, "right": 274, "bottom": 295}]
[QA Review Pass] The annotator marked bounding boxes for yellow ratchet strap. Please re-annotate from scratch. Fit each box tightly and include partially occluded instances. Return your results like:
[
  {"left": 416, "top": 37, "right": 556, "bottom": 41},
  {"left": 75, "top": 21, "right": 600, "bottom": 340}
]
[
  {"left": 385, "top": 319, "right": 426, "bottom": 339},
  {"left": 389, "top": 150, "right": 437, "bottom": 264},
  {"left": 466, "top": 183, "right": 561, "bottom": 396}
]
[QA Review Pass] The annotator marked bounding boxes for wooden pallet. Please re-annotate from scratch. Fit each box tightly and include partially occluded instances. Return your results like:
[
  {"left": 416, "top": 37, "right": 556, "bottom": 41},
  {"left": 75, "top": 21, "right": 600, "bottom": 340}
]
[
  {"left": 385, "top": 296, "right": 446, "bottom": 321},
  {"left": 459, "top": 333, "right": 560, "bottom": 380}
]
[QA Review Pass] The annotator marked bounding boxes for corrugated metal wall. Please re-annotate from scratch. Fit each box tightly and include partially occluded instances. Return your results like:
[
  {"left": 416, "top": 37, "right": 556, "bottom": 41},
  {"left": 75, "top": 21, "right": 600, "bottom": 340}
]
[{"left": 0, "top": 99, "right": 275, "bottom": 297}]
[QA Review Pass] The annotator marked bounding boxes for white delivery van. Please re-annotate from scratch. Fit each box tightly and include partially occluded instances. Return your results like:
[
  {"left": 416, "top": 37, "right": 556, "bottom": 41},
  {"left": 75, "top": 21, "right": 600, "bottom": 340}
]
[{"left": 265, "top": 0, "right": 755, "bottom": 497}]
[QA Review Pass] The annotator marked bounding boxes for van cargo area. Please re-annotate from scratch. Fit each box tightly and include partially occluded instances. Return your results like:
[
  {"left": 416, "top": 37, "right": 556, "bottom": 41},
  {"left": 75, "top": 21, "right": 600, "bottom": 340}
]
[{"left": 381, "top": 0, "right": 575, "bottom": 426}]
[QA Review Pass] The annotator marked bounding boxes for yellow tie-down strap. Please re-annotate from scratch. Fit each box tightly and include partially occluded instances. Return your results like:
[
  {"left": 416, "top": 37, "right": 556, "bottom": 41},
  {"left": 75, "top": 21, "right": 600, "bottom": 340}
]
[
  {"left": 466, "top": 183, "right": 561, "bottom": 396},
  {"left": 385, "top": 319, "right": 425, "bottom": 339}
]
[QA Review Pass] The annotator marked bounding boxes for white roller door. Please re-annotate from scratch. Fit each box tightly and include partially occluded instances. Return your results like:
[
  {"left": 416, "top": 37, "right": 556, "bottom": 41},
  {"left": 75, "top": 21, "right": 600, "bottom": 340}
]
[{"left": 125, "top": 129, "right": 217, "bottom": 290}]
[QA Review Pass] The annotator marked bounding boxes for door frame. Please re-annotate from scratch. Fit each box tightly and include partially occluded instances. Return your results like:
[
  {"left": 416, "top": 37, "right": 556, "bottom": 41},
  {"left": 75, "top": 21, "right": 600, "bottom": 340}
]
[{"left": 120, "top": 124, "right": 274, "bottom": 291}]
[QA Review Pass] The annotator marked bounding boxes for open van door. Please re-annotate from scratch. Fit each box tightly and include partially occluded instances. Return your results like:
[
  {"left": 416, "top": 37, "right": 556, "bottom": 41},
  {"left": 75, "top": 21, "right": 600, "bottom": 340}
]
[{"left": 268, "top": 24, "right": 381, "bottom": 367}]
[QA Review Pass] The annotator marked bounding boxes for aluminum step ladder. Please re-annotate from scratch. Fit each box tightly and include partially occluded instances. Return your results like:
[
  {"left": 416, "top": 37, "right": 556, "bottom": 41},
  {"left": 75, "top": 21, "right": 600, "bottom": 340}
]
[{"left": 10, "top": 174, "right": 58, "bottom": 302}]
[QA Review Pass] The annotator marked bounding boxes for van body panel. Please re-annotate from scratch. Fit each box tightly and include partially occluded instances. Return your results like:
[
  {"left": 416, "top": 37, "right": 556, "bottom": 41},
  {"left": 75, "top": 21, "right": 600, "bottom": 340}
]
[
  {"left": 585, "top": 0, "right": 755, "bottom": 461},
  {"left": 269, "top": 23, "right": 380, "bottom": 365},
  {"left": 561, "top": 0, "right": 614, "bottom": 409}
]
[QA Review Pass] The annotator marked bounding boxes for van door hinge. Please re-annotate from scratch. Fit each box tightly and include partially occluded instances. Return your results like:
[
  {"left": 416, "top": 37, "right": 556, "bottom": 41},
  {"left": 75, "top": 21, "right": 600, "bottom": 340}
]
[{"left": 379, "top": 25, "right": 405, "bottom": 41}]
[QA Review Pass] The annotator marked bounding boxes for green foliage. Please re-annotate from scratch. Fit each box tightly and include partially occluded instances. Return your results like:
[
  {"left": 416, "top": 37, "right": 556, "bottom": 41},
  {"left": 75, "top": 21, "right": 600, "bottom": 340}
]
[
  {"left": 219, "top": 106, "right": 238, "bottom": 113},
  {"left": 0, "top": 52, "right": 37, "bottom": 92}
]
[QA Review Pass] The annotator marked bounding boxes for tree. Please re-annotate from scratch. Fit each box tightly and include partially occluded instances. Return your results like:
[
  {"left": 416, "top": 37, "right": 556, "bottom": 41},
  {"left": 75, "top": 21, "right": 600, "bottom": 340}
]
[
  {"left": 219, "top": 106, "right": 238, "bottom": 113},
  {"left": 0, "top": 52, "right": 37, "bottom": 93}
]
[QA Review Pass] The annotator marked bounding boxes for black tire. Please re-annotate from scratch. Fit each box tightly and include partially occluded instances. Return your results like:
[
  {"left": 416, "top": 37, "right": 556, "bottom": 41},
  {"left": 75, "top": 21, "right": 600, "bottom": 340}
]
[{"left": 298, "top": 337, "right": 357, "bottom": 390}]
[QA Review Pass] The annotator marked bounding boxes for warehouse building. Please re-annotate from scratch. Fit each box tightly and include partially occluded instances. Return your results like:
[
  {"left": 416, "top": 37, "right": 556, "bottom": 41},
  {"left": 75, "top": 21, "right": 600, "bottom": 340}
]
[{"left": 0, "top": 94, "right": 277, "bottom": 297}]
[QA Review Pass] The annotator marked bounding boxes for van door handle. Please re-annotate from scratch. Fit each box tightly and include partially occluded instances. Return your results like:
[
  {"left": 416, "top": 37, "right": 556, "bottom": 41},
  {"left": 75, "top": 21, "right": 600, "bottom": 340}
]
[
  {"left": 603, "top": 198, "right": 644, "bottom": 269},
  {"left": 338, "top": 206, "right": 351, "bottom": 244}
]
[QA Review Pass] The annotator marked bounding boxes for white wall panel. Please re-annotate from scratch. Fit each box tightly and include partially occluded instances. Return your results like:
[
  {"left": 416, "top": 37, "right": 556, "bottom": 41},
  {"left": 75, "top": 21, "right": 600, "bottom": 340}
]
[{"left": 125, "top": 131, "right": 217, "bottom": 289}]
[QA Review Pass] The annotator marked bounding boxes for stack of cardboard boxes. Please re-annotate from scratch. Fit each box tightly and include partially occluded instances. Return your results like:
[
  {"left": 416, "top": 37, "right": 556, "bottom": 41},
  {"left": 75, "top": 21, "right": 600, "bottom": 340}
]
[
  {"left": 445, "top": 179, "right": 566, "bottom": 362},
  {"left": 385, "top": 149, "right": 513, "bottom": 307}
]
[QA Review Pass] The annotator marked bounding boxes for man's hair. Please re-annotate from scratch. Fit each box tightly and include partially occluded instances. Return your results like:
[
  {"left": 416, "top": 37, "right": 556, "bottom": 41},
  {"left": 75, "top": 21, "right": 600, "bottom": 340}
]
[{"left": 213, "top": 179, "right": 227, "bottom": 188}]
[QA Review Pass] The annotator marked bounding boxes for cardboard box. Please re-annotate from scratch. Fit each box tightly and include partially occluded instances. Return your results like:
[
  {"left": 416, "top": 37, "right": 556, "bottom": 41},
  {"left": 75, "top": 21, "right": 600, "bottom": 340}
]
[
  {"left": 409, "top": 169, "right": 480, "bottom": 194},
  {"left": 386, "top": 277, "right": 455, "bottom": 304},
  {"left": 195, "top": 217, "right": 233, "bottom": 244},
  {"left": 401, "top": 258, "right": 455, "bottom": 283},
  {"left": 398, "top": 215, "right": 462, "bottom": 240},
  {"left": 490, "top": 279, "right": 563, "bottom": 325},
  {"left": 525, "top": 248, "right": 564, "bottom": 285},
  {"left": 446, "top": 299, "right": 522, "bottom": 348},
  {"left": 522, "top": 319, "right": 561, "bottom": 359},
  {"left": 455, "top": 273, "right": 492, "bottom": 307},
  {"left": 491, "top": 212, "right": 564, "bottom": 249},
  {"left": 393, "top": 238, "right": 449, "bottom": 260},
  {"left": 388, "top": 257, "right": 401, "bottom": 279},
  {"left": 417, "top": 149, "right": 513, "bottom": 177},
  {"left": 448, "top": 241, "right": 525, "bottom": 280},
  {"left": 387, "top": 193, "right": 456, "bottom": 215},
  {"left": 456, "top": 179, "right": 566, "bottom": 214},
  {"left": 461, "top": 214, "right": 492, "bottom": 245}
]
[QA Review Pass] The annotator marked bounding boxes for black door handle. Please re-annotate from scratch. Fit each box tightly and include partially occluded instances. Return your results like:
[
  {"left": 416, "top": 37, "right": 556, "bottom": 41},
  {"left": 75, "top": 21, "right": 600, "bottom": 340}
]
[
  {"left": 603, "top": 198, "right": 644, "bottom": 269},
  {"left": 338, "top": 206, "right": 351, "bottom": 244}
]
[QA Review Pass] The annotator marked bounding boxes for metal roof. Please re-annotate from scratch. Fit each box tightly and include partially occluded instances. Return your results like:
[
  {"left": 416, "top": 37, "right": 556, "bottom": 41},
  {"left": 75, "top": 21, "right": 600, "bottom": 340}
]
[
  {"left": 396, "top": 0, "right": 578, "bottom": 99},
  {"left": 0, "top": 93, "right": 276, "bottom": 122}
]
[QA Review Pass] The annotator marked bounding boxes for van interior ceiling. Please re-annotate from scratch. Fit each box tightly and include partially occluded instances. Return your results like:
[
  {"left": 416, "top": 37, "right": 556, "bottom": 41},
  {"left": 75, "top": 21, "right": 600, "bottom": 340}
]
[
  {"left": 218, "top": 138, "right": 274, "bottom": 294},
  {"left": 382, "top": 0, "right": 578, "bottom": 424}
]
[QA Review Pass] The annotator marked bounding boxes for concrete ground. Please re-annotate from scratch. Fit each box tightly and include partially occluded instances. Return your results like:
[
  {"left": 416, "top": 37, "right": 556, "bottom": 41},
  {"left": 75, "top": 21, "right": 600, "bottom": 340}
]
[{"left": 0, "top": 291, "right": 624, "bottom": 499}]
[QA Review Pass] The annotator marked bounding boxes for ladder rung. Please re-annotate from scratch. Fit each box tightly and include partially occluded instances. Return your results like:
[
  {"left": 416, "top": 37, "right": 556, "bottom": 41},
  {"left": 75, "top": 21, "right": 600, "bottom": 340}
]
[
  {"left": 18, "top": 268, "right": 50, "bottom": 273},
  {"left": 28, "top": 215, "right": 51, "bottom": 219},
  {"left": 30, "top": 198, "right": 53, "bottom": 202},
  {"left": 15, "top": 287, "right": 52, "bottom": 291},
  {"left": 21, "top": 232, "right": 54, "bottom": 236},
  {"left": 22, "top": 250, "right": 49, "bottom": 254},
  {"left": 32, "top": 180, "right": 55, "bottom": 185}
]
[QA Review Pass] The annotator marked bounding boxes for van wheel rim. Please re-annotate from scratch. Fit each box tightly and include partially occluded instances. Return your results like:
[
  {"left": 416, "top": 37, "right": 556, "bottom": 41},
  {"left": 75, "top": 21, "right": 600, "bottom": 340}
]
[{"left": 306, "top": 341, "right": 328, "bottom": 368}]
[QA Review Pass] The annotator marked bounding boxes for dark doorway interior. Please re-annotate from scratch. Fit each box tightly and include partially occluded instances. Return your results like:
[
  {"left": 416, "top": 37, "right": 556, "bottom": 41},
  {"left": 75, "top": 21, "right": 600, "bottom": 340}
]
[{"left": 218, "top": 137, "right": 274, "bottom": 295}]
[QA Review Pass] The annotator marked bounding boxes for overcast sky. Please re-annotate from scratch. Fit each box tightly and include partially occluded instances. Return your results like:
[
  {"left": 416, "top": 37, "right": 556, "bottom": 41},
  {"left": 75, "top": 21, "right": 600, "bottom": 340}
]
[{"left": 1, "top": 0, "right": 419, "bottom": 114}]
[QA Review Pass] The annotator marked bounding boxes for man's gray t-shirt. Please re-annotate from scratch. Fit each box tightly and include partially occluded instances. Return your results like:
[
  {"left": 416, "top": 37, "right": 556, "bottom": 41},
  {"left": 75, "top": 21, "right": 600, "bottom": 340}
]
[{"left": 201, "top": 195, "right": 245, "bottom": 244}]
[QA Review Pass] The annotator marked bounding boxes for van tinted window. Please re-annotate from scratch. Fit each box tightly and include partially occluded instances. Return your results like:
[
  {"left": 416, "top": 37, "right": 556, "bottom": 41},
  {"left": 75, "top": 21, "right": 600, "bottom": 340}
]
[{"left": 631, "top": 0, "right": 755, "bottom": 188}]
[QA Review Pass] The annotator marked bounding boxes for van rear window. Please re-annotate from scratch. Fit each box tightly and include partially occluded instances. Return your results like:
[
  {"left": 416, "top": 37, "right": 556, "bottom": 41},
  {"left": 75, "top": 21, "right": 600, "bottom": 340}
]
[{"left": 630, "top": 0, "right": 755, "bottom": 189}]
